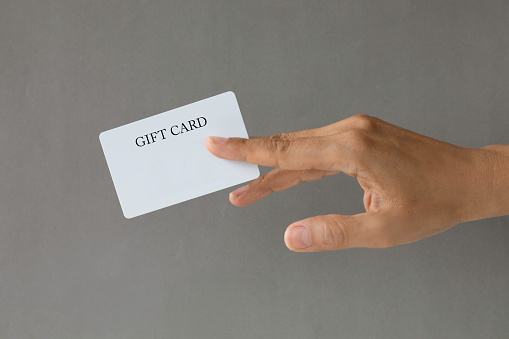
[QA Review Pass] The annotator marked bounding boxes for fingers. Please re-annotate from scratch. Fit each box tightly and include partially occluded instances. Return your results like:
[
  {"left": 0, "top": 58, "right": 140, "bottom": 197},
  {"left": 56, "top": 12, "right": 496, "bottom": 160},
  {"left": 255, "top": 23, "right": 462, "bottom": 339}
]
[
  {"left": 206, "top": 134, "right": 350, "bottom": 171},
  {"left": 229, "top": 168, "right": 340, "bottom": 206},
  {"left": 284, "top": 213, "right": 393, "bottom": 251}
]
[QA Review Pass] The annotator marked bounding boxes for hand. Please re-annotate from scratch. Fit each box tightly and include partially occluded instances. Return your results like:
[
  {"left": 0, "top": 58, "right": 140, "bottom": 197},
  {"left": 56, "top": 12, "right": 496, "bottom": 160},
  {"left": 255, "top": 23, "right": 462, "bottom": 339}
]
[{"left": 206, "top": 115, "right": 509, "bottom": 252}]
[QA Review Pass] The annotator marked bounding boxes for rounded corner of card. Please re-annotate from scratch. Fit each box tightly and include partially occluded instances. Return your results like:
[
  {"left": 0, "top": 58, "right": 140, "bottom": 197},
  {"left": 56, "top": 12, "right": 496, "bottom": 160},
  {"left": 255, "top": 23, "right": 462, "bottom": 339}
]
[
  {"left": 99, "top": 131, "right": 108, "bottom": 144},
  {"left": 225, "top": 91, "right": 237, "bottom": 100},
  {"left": 122, "top": 209, "right": 135, "bottom": 219},
  {"left": 250, "top": 165, "right": 261, "bottom": 179}
]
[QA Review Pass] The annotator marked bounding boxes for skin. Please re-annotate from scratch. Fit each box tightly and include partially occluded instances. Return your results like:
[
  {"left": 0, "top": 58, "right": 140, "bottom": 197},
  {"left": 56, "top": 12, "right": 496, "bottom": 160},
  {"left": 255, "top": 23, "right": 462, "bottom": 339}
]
[{"left": 205, "top": 114, "right": 509, "bottom": 252}]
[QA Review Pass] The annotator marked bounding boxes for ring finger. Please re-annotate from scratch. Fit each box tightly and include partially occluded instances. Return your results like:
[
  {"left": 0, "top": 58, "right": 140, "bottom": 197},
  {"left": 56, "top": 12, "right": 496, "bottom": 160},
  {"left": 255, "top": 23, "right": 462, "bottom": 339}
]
[{"left": 229, "top": 168, "right": 340, "bottom": 206}]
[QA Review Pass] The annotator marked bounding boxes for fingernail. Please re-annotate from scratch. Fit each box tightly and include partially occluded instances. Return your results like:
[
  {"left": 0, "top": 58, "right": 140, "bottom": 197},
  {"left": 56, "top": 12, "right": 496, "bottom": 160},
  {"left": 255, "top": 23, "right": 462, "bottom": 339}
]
[
  {"left": 208, "top": 136, "right": 227, "bottom": 144},
  {"left": 230, "top": 185, "right": 248, "bottom": 198},
  {"left": 287, "top": 226, "right": 311, "bottom": 249}
]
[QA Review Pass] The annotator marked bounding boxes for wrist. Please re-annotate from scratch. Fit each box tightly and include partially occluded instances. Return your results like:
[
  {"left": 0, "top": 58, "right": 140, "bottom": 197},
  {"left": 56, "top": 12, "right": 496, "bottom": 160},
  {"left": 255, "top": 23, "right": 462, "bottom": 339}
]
[{"left": 465, "top": 145, "right": 509, "bottom": 222}]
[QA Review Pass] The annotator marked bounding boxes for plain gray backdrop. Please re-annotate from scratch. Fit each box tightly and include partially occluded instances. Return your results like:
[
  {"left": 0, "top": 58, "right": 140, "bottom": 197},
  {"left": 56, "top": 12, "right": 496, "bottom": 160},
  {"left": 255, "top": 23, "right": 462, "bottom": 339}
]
[{"left": 1, "top": 1, "right": 508, "bottom": 338}]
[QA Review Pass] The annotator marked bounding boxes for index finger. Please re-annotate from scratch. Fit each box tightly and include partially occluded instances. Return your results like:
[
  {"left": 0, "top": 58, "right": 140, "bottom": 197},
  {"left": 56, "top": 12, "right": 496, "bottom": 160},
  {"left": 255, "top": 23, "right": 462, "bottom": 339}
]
[{"left": 206, "top": 134, "right": 353, "bottom": 171}]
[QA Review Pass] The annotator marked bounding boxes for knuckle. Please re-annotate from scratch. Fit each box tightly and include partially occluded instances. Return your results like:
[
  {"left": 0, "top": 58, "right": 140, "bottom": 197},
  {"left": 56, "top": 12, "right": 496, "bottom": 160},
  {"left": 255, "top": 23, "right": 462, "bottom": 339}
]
[
  {"left": 229, "top": 137, "right": 245, "bottom": 146},
  {"left": 351, "top": 114, "right": 379, "bottom": 131},
  {"left": 252, "top": 174, "right": 278, "bottom": 194},
  {"left": 253, "top": 173, "right": 270, "bottom": 187},
  {"left": 272, "top": 132, "right": 295, "bottom": 140},
  {"left": 319, "top": 215, "right": 348, "bottom": 249},
  {"left": 233, "top": 137, "right": 250, "bottom": 150},
  {"left": 253, "top": 170, "right": 287, "bottom": 193},
  {"left": 267, "top": 138, "right": 291, "bottom": 166},
  {"left": 343, "top": 129, "right": 373, "bottom": 152}
]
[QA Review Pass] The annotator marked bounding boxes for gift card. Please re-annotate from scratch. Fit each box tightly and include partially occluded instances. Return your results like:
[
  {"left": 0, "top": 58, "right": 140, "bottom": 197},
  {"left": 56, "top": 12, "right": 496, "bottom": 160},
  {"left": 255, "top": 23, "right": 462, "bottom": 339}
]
[{"left": 99, "top": 91, "right": 260, "bottom": 218}]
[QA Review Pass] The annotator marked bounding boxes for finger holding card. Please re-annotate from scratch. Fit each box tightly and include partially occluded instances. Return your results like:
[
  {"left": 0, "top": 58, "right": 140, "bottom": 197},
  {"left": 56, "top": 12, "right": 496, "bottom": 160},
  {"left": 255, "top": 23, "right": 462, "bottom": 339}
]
[{"left": 206, "top": 132, "right": 359, "bottom": 173}]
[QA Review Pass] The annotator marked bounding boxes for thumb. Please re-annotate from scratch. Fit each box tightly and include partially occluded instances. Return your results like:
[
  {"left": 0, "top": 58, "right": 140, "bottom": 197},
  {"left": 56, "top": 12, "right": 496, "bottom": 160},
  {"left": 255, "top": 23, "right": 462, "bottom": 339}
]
[{"left": 284, "top": 213, "right": 391, "bottom": 252}]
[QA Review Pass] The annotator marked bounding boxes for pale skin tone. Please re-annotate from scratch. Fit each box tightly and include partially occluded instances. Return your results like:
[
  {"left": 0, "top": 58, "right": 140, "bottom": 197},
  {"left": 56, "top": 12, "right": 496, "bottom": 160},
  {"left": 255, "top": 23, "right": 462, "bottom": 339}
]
[{"left": 206, "top": 114, "right": 509, "bottom": 252}]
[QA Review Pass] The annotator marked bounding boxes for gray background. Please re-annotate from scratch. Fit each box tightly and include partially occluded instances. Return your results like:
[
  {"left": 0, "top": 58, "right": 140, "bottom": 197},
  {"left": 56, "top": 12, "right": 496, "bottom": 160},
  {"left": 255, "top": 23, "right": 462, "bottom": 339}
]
[{"left": 1, "top": 0, "right": 508, "bottom": 338}]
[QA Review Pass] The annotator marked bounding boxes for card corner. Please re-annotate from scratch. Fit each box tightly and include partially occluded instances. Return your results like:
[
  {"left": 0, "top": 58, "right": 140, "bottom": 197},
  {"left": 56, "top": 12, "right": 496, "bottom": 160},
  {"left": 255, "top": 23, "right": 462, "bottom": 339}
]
[
  {"left": 99, "top": 131, "right": 106, "bottom": 142},
  {"left": 225, "top": 90, "right": 237, "bottom": 99},
  {"left": 122, "top": 209, "right": 136, "bottom": 219},
  {"left": 253, "top": 168, "right": 261, "bottom": 179}
]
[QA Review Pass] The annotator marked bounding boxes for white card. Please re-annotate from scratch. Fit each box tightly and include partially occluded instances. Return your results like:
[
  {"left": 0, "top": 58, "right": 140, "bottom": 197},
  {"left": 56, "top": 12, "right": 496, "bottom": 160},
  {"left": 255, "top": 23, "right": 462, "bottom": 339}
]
[{"left": 99, "top": 91, "right": 260, "bottom": 218}]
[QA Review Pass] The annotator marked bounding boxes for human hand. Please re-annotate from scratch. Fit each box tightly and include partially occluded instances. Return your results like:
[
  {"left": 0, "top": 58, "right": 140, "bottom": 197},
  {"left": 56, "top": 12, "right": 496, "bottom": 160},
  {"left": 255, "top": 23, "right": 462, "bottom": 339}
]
[{"left": 206, "top": 115, "right": 509, "bottom": 252}]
